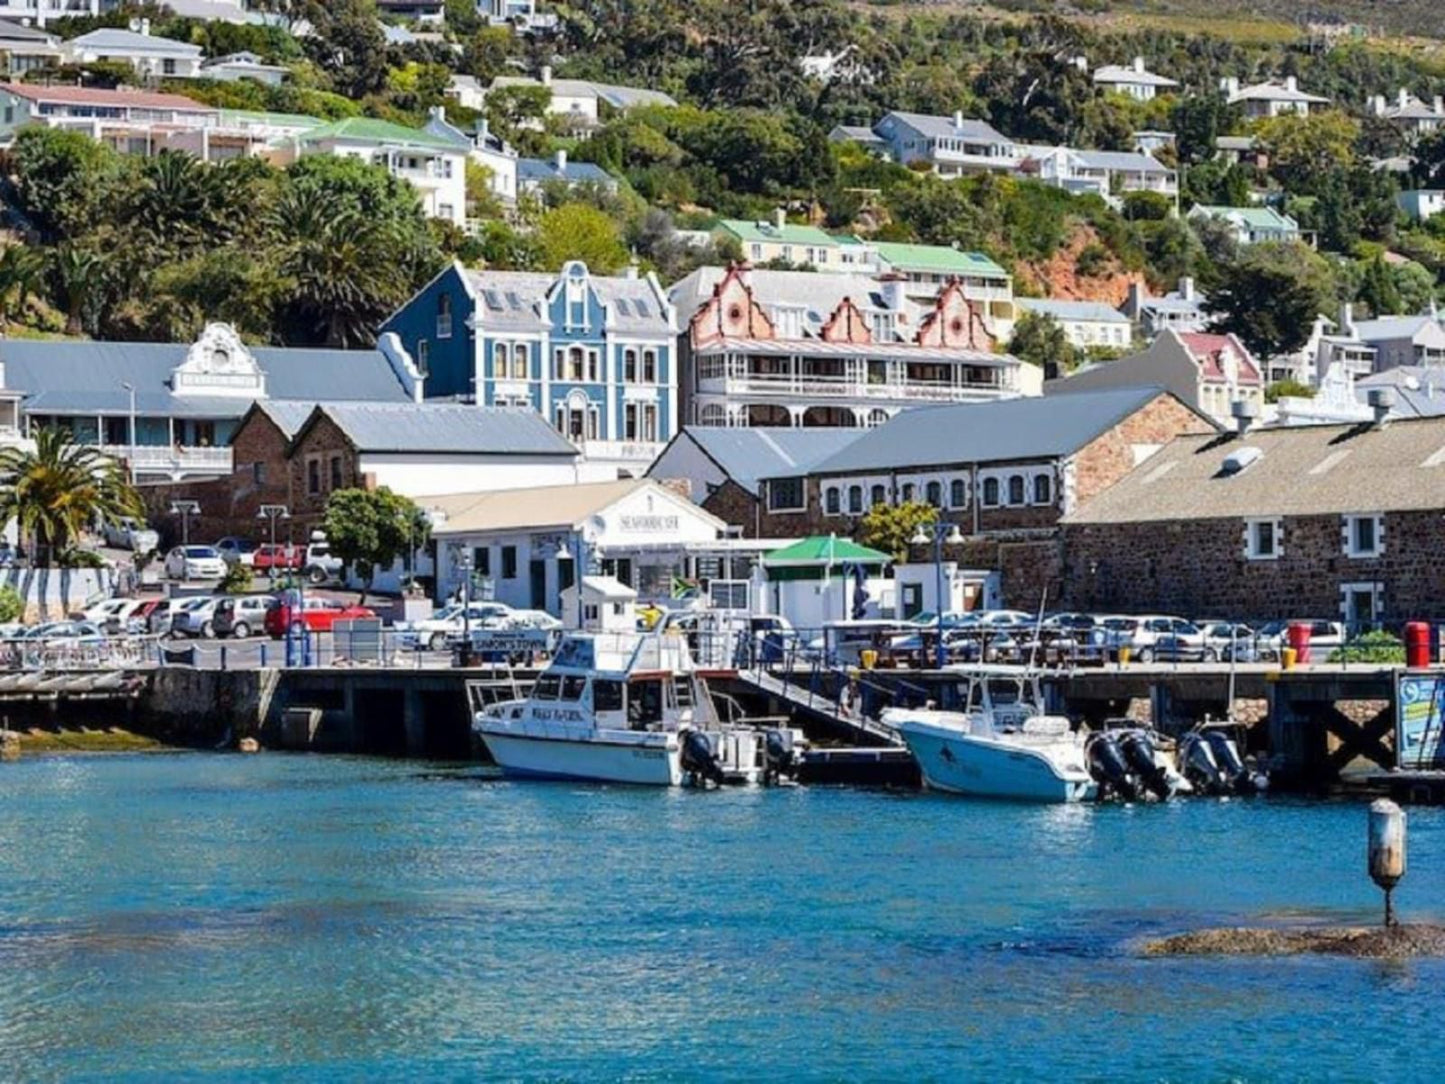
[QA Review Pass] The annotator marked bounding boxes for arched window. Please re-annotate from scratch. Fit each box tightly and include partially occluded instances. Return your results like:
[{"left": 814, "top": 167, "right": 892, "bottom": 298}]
[
  {"left": 642, "top": 349, "right": 657, "bottom": 383},
  {"left": 983, "top": 477, "right": 999, "bottom": 506},
  {"left": 623, "top": 349, "right": 638, "bottom": 382},
  {"left": 492, "top": 343, "right": 507, "bottom": 378},
  {"left": 825, "top": 487, "right": 840, "bottom": 515},
  {"left": 848, "top": 485, "right": 863, "bottom": 514},
  {"left": 870, "top": 484, "right": 886, "bottom": 507},
  {"left": 1033, "top": 474, "right": 1052, "bottom": 505},
  {"left": 925, "top": 481, "right": 942, "bottom": 507},
  {"left": 1008, "top": 475, "right": 1025, "bottom": 505},
  {"left": 950, "top": 478, "right": 967, "bottom": 508},
  {"left": 901, "top": 483, "right": 916, "bottom": 503},
  {"left": 867, "top": 408, "right": 889, "bottom": 428},
  {"left": 568, "top": 346, "right": 584, "bottom": 381},
  {"left": 437, "top": 292, "right": 453, "bottom": 337},
  {"left": 699, "top": 404, "right": 727, "bottom": 427},
  {"left": 513, "top": 344, "right": 528, "bottom": 380}
]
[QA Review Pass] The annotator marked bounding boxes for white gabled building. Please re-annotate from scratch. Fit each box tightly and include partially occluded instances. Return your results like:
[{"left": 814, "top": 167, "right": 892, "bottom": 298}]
[
  {"left": 66, "top": 25, "right": 204, "bottom": 79},
  {"left": 1092, "top": 57, "right": 1178, "bottom": 101},
  {"left": 1223, "top": 76, "right": 1329, "bottom": 118}
]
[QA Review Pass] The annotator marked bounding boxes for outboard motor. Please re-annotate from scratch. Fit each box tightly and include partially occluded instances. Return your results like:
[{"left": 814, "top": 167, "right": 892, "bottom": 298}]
[
  {"left": 1204, "top": 730, "right": 1259, "bottom": 794},
  {"left": 1180, "top": 732, "right": 1226, "bottom": 795},
  {"left": 680, "top": 729, "right": 725, "bottom": 787},
  {"left": 1087, "top": 733, "right": 1138, "bottom": 801},
  {"left": 764, "top": 729, "right": 797, "bottom": 783},
  {"left": 1119, "top": 730, "right": 1173, "bottom": 801}
]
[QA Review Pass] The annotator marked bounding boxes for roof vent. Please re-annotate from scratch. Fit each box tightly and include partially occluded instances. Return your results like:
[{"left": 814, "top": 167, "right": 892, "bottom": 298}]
[
  {"left": 1220, "top": 445, "right": 1262, "bottom": 476},
  {"left": 1230, "top": 398, "right": 1260, "bottom": 436},
  {"left": 1368, "top": 386, "right": 1395, "bottom": 427}
]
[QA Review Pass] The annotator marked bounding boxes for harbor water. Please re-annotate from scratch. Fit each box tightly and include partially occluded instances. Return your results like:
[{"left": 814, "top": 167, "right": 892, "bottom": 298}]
[{"left": 3, "top": 753, "right": 1444, "bottom": 1082}]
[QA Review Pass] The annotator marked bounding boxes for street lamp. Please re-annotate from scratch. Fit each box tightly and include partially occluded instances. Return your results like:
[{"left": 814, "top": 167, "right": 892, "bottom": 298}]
[
  {"left": 120, "top": 382, "right": 136, "bottom": 485},
  {"left": 169, "top": 499, "right": 200, "bottom": 546},
  {"left": 257, "top": 504, "right": 290, "bottom": 587},
  {"left": 911, "top": 521, "right": 965, "bottom": 669},
  {"left": 455, "top": 544, "right": 474, "bottom": 667}
]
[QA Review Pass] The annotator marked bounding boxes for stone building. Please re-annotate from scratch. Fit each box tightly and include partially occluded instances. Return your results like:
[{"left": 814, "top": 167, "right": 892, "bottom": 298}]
[
  {"left": 1060, "top": 410, "right": 1445, "bottom": 626},
  {"left": 755, "top": 386, "right": 1212, "bottom": 606}
]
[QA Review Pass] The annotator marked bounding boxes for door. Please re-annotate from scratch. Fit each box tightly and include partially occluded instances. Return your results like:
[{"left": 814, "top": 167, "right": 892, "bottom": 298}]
[
  {"left": 1341, "top": 585, "right": 1380, "bottom": 633},
  {"left": 901, "top": 582, "right": 923, "bottom": 619},
  {"left": 529, "top": 559, "right": 547, "bottom": 610}
]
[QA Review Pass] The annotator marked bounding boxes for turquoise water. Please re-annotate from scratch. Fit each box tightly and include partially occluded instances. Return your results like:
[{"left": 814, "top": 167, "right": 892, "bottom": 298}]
[{"left": 2, "top": 755, "right": 1443, "bottom": 1082}]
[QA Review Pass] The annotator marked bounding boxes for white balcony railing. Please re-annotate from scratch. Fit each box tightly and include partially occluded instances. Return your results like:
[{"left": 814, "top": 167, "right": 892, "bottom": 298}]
[
  {"left": 100, "top": 444, "right": 233, "bottom": 475},
  {"left": 699, "top": 374, "right": 1010, "bottom": 403}
]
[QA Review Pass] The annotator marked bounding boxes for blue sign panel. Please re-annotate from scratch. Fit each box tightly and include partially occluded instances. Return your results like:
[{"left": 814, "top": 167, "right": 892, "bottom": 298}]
[{"left": 1396, "top": 673, "right": 1445, "bottom": 768}]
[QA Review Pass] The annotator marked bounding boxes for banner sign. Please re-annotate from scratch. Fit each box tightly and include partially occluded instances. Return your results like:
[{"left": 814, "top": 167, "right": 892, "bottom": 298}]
[{"left": 1396, "top": 672, "right": 1445, "bottom": 769}]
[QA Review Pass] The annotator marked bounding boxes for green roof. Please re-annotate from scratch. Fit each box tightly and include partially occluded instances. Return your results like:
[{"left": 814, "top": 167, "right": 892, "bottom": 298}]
[
  {"left": 716, "top": 218, "right": 839, "bottom": 247},
  {"left": 1190, "top": 204, "right": 1297, "bottom": 230},
  {"left": 763, "top": 536, "right": 893, "bottom": 567},
  {"left": 299, "top": 116, "right": 460, "bottom": 151},
  {"left": 219, "top": 108, "right": 324, "bottom": 129},
  {"left": 871, "top": 241, "right": 1008, "bottom": 279}
]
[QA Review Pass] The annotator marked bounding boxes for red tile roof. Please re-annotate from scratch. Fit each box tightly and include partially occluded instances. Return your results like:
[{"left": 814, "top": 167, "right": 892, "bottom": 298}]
[
  {"left": 0, "top": 82, "right": 213, "bottom": 112},
  {"left": 1177, "top": 331, "right": 1262, "bottom": 386}
]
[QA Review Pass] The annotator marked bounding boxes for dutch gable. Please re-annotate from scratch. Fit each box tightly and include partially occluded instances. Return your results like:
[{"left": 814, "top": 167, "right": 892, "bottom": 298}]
[
  {"left": 819, "top": 297, "right": 873, "bottom": 344},
  {"left": 689, "top": 263, "right": 776, "bottom": 347},
  {"left": 914, "top": 280, "right": 994, "bottom": 351}
]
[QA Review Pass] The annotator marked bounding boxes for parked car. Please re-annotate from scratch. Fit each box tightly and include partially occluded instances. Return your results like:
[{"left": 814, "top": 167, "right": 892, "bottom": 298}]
[
  {"left": 1125, "top": 616, "right": 1205, "bottom": 662},
  {"left": 214, "top": 538, "right": 259, "bottom": 567},
  {"left": 253, "top": 544, "right": 306, "bottom": 574},
  {"left": 1223, "top": 620, "right": 1344, "bottom": 662},
  {"left": 103, "top": 517, "right": 159, "bottom": 553},
  {"left": 81, "top": 597, "right": 144, "bottom": 630},
  {"left": 396, "top": 602, "right": 515, "bottom": 651},
  {"left": 212, "top": 595, "right": 275, "bottom": 639},
  {"left": 304, "top": 540, "right": 343, "bottom": 585},
  {"left": 22, "top": 620, "right": 105, "bottom": 642},
  {"left": 171, "top": 597, "right": 222, "bottom": 639},
  {"left": 1198, "top": 622, "right": 1255, "bottom": 659},
  {"left": 264, "top": 597, "right": 377, "bottom": 639},
  {"left": 164, "top": 545, "right": 227, "bottom": 581}
]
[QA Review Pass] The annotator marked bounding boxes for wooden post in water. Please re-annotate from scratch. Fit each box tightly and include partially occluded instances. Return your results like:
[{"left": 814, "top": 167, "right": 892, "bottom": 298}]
[{"left": 1368, "top": 798, "right": 1406, "bottom": 927}]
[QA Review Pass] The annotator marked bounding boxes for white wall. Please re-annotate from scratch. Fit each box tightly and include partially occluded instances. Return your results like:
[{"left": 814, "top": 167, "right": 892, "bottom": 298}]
[{"left": 358, "top": 453, "right": 581, "bottom": 498}]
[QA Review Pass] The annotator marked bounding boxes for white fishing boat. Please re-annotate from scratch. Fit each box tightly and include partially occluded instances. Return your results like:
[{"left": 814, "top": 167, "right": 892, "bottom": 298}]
[
  {"left": 883, "top": 666, "right": 1096, "bottom": 803},
  {"left": 469, "top": 629, "right": 799, "bottom": 787}
]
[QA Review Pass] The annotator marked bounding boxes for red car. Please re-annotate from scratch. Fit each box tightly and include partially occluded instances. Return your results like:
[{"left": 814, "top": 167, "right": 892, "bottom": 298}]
[
  {"left": 253, "top": 544, "right": 306, "bottom": 572},
  {"left": 264, "top": 597, "right": 377, "bottom": 639}
]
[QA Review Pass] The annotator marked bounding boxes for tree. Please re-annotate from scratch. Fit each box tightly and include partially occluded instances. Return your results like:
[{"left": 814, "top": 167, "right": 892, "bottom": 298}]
[
  {"left": 11, "top": 127, "right": 122, "bottom": 242},
  {"left": 0, "top": 245, "right": 47, "bottom": 331},
  {"left": 0, "top": 584, "right": 21, "bottom": 624},
  {"left": 0, "top": 429, "right": 142, "bottom": 568},
  {"left": 858, "top": 501, "right": 938, "bottom": 563},
  {"left": 1355, "top": 254, "right": 1402, "bottom": 317},
  {"left": 1009, "top": 310, "right": 1078, "bottom": 376},
  {"left": 1265, "top": 378, "right": 1316, "bottom": 403},
  {"left": 1205, "top": 242, "right": 1337, "bottom": 357},
  {"left": 301, "top": 0, "right": 389, "bottom": 99},
  {"left": 321, "top": 487, "right": 429, "bottom": 601},
  {"left": 535, "top": 203, "right": 629, "bottom": 272},
  {"left": 1253, "top": 111, "right": 1359, "bottom": 197}
]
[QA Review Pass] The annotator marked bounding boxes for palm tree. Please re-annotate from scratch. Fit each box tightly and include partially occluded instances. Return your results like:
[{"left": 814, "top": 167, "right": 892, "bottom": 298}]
[
  {"left": 0, "top": 245, "right": 47, "bottom": 331},
  {"left": 49, "top": 243, "right": 108, "bottom": 337},
  {"left": 0, "top": 429, "right": 143, "bottom": 567}
]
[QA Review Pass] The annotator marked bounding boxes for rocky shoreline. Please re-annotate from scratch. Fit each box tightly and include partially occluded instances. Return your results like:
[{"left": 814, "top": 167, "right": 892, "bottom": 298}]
[{"left": 1144, "top": 925, "right": 1445, "bottom": 959}]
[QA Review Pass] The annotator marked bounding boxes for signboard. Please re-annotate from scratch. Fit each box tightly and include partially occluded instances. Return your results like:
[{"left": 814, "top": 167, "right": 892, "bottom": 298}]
[
  {"left": 1396, "top": 672, "right": 1445, "bottom": 768},
  {"left": 467, "top": 627, "right": 556, "bottom": 654},
  {"left": 551, "top": 636, "right": 596, "bottom": 671}
]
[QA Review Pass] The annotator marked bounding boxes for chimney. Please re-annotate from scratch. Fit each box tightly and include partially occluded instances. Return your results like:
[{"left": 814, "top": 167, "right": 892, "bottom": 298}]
[
  {"left": 540, "top": 65, "right": 552, "bottom": 86},
  {"left": 953, "top": 110, "right": 965, "bottom": 129},
  {"left": 1133, "top": 56, "right": 1146, "bottom": 73},
  {"left": 1435, "top": 95, "right": 1443, "bottom": 115},
  {"left": 1231, "top": 398, "right": 1259, "bottom": 435},
  {"left": 879, "top": 272, "right": 907, "bottom": 317},
  {"left": 1399, "top": 87, "right": 1410, "bottom": 108},
  {"left": 1179, "top": 275, "right": 1195, "bottom": 302},
  {"left": 1284, "top": 75, "right": 1298, "bottom": 93},
  {"left": 554, "top": 148, "right": 567, "bottom": 173},
  {"left": 1373, "top": 94, "right": 1387, "bottom": 117},
  {"left": 477, "top": 117, "right": 490, "bottom": 140},
  {"left": 1368, "top": 386, "right": 1396, "bottom": 427},
  {"left": 1125, "top": 281, "right": 1145, "bottom": 315},
  {"left": 429, "top": 105, "right": 445, "bottom": 124},
  {"left": 624, "top": 262, "right": 639, "bottom": 280},
  {"left": 1221, "top": 76, "right": 1239, "bottom": 97},
  {"left": 1339, "top": 301, "right": 1355, "bottom": 338},
  {"left": 140, "top": 17, "right": 150, "bottom": 36},
  {"left": 773, "top": 207, "right": 786, "bottom": 231}
]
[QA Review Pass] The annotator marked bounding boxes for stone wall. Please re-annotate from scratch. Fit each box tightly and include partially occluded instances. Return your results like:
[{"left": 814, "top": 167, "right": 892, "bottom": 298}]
[
  {"left": 1072, "top": 393, "right": 1214, "bottom": 506},
  {"left": 700, "top": 479, "right": 763, "bottom": 536},
  {"left": 1062, "top": 510, "right": 1445, "bottom": 622},
  {"left": 287, "top": 414, "right": 363, "bottom": 535}
]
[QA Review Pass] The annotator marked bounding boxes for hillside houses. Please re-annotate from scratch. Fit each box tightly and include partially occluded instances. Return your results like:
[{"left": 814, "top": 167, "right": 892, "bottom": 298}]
[{"left": 1091, "top": 57, "right": 1178, "bottom": 101}]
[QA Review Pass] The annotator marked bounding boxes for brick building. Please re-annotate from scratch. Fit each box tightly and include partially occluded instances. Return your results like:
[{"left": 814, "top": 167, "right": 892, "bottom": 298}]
[
  {"left": 1060, "top": 412, "right": 1445, "bottom": 626},
  {"left": 755, "top": 386, "right": 1212, "bottom": 606}
]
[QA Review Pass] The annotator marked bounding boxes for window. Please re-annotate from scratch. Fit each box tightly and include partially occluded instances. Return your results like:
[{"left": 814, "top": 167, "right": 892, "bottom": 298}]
[
  {"left": 1007, "top": 475, "right": 1025, "bottom": 505},
  {"left": 982, "top": 477, "right": 999, "bottom": 506},
  {"left": 1033, "top": 474, "right": 1052, "bottom": 505},
  {"left": 252, "top": 461, "right": 266, "bottom": 485},
  {"left": 768, "top": 477, "right": 805, "bottom": 512},
  {"left": 553, "top": 348, "right": 565, "bottom": 380},
  {"left": 568, "top": 347, "right": 584, "bottom": 381},
  {"left": 825, "top": 487, "right": 841, "bottom": 515},
  {"left": 624, "top": 349, "right": 638, "bottom": 382},
  {"left": 1344, "top": 515, "right": 1382, "bottom": 558},
  {"left": 1245, "top": 518, "right": 1280, "bottom": 560},
  {"left": 642, "top": 404, "right": 657, "bottom": 442},
  {"left": 624, "top": 403, "right": 638, "bottom": 440},
  {"left": 329, "top": 455, "right": 343, "bottom": 491},
  {"left": 493, "top": 343, "right": 507, "bottom": 378},
  {"left": 901, "top": 483, "right": 915, "bottom": 503},
  {"left": 1341, "top": 583, "right": 1382, "bottom": 629},
  {"left": 416, "top": 339, "right": 429, "bottom": 375},
  {"left": 950, "top": 478, "right": 967, "bottom": 508},
  {"left": 501, "top": 545, "right": 518, "bottom": 579},
  {"left": 474, "top": 547, "right": 491, "bottom": 577},
  {"left": 513, "top": 344, "right": 528, "bottom": 380},
  {"left": 586, "top": 349, "right": 599, "bottom": 382},
  {"left": 437, "top": 293, "right": 453, "bottom": 338},
  {"left": 307, "top": 458, "right": 320, "bottom": 495},
  {"left": 593, "top": 680, "right": 624, "bottom": 713},
  {"left": 848, "top": 485, "right": 863, "bottom": 514},
  {"left": 643, "top": 349, "right": 657, "bottom": 383},
  {"left": 163, "top": 58, "right": 176, "bottom": 75},
  {"left": 925, "top": 481, "right": 942, "bottom": 507},
  {"left": 871, "top": 484, "right": 887, "bottom": 507}
]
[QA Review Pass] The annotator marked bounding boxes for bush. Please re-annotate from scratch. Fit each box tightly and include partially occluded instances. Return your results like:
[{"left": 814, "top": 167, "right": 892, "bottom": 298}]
[
  {"left": 57, "top": 547, "right": 106, "bottom": 569},
  {"left": 1329, "top": 629, "right": 1405, "bottom": 664},
  {"left": 0, "top": 584, "right": 21, "bottom": 623},
  {"left": 1265, "top": 378, "right": 1316, "bottom": 403},
  {"left": 220, "top": 563, "right": 254, "bottom": 595}
]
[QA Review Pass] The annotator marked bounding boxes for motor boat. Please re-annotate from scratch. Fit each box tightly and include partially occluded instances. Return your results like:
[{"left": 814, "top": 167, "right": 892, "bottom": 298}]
[
  {"left": 470, "top": 630, "right": 801, "bottom": 787},
  {"left": 1085, "top": 727, "right": 1191, "bottom": 801},
  {"left": 1178, "top": 724, "right": 1269, "bottom": 796},
  {"left": 884, "top": 666, "right": 1096, "bottom": 803}
]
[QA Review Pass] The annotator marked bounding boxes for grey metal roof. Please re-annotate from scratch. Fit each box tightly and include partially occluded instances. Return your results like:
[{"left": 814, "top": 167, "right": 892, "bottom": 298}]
[
  {"left": 1357, "top": 367, "right": 1445, "bottom": 419},
  {"left": 465, "top": 268, "right": 673, "bottom": 336},
  {"left": 1064, "top": 416, "right": 1445, "bottom": 524},
  {"left": 882, "top": 111, "right": 1011, "bottom": 144},
  {"left": 252, "top": 400, "right": 319, "bottom": 439},
  {"left": 679, "top": 426, "right": 868, "bottom": 496},
  {"left": 0, "top": 19, "right": 59, "bottom": 43},
  {"left": 1093, "top": 64, "right": 1177, "bottom": 88},
  {"left": 70, "top": 29, "right": 203, "bottom": 55},
  {"left": 316, "top": 403, "right": 578, "bottom": 456},
  {"left": 1351, "top": 315, "right": 1441, "bottom": 342},
  {"left": 1018, "top": 299, "right": 1130, "bottom": 323},
  {"left": 830, "top": 125, "right": 884, "bottom": 143},
  {"left": 668, "top": 267, "right": 897, "bottom": 338},
  {"left": 2, "top": 340, "right": 410, "bottom": 417},
  {"left": 802, "top": 386, "right": 1177, "bottom": 476},
  {"left": 1070, "top": 149, "right": 1171, "bottom": 174},
  {"left": 518, "top": 157, "right": 614, "bottom": 186}
]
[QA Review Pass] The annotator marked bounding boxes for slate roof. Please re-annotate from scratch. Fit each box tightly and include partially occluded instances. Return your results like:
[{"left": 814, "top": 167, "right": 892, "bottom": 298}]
[
  {"left": 465, "top": 268, "right": 673, "bottom": 335},
  {"left": 2, "top": 340, "right": 410, "bottom": 416},
  {"left": 1063, "top": 416, "right": 1445, "bottom": 524},
  {"left": 70, "top": 29, "right": 203, "bottom": 56},
  {"left": 1018, "top": 299, "right": 1130, "bottom": 323},
  {"left": 673, "top": 427, "right": 867, "bottom": 495},
  {"left": 517, "top": 157, "right": 613, "bottom": 186},
  {"left": 799, "top": 387, "right": 1179, "bottom": 476},
  {"left": 306, "top": 403, "right": 578, "bottom": 456},
  {"left": 881, "top": 111, "right": 1011, "bottom": 144},
  {"left": 870, "top": 242, "right": 1008, "bottom": 279}
]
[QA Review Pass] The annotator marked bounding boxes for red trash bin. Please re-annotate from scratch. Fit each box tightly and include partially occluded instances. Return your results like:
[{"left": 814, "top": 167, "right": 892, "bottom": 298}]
[
  {"left": 1405, "top": 621, "right": 1430, "bottom": 669},
  {"left": 1286, "top": 621, "right": 1312, "bottom": 664}
]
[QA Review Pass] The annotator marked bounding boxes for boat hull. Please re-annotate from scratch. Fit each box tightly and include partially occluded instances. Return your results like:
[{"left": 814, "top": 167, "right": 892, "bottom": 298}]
[
  {"left": 898, "top": 721, "right": 1097, "bottom": 803},
  {"left": 477, "top": 728, "right": 682, "bottom": 786}
]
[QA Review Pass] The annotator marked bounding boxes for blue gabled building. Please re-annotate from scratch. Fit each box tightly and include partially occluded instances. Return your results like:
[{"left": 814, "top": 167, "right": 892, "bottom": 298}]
[{"left": 380, "top": 260, "right": 678, "bottom": 476}]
